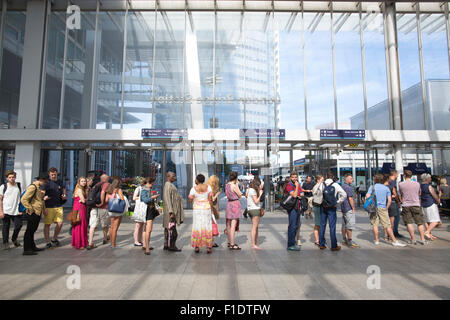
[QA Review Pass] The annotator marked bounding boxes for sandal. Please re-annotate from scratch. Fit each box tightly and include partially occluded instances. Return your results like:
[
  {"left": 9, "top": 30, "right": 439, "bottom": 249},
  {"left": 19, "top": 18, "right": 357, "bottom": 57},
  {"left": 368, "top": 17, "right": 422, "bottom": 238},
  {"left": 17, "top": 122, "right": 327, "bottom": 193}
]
[
  {"left": 195, "top": 247, "right": 200, "bottom": 253},
  {"left": 227, "top": 242, "right": 231, "bottom": 248},
  {"left": 314, "top": 242, "right": 320, "bottom": 247},
  {"left": 424, "top": 233, "right": 434, "bottom": 241},
  {"left": 207, "top": 248, "right": 212, "bottom": 254},
  {"left": 213, "top": 243, "right": 219, "bottom": 248},
  {"left": 229, "top": 244, "right": 241, "bottom": 251}
]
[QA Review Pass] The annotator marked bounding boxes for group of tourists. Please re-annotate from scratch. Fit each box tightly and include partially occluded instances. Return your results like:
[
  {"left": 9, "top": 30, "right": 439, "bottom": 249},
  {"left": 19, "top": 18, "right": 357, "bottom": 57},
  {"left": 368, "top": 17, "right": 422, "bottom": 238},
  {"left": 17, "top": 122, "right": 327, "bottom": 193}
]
[{"left": 0, "top": 165, "right": 445, "bottom": 256}]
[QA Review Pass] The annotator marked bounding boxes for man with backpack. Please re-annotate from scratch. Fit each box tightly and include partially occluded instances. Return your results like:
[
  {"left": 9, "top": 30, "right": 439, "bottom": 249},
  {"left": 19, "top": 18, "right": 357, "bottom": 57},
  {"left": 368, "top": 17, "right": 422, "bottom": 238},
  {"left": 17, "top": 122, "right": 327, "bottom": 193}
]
[
  {"left": 319, "top": 172, "right": 347, "bottom": 251},
  {"left": 284, "top": 171, "right": 304, "bottom": 251},
  {"left": 0, "top": 170, "right": 23, "bottom": 249},
  {"left": 21, "top": 173, "right": 49, "bottom": 255},
  {"left": 366, "top": 174, "right": 406, "bottom": 247},
  {"left": 87, "top": 174, "right": 110, "bottom": 250}
]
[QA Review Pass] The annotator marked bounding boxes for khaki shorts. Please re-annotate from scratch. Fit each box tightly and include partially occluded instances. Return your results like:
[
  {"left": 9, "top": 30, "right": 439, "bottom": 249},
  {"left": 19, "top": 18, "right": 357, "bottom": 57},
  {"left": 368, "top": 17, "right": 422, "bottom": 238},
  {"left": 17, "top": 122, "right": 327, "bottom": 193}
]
[
  {"left": 307, "top": 197, "right": 313, "bottom": 209},
  {"left": 401, "top": 206, "right": 424, "bottom": 226},
  {"left": 44, "top": 207, "right": 64, "bottom": 224},
  {"left": 370, "top": 207, "right": 391, "bottom": 229},
  {"left": 89, "top": 208, "right": 109, "bottom": 229}
]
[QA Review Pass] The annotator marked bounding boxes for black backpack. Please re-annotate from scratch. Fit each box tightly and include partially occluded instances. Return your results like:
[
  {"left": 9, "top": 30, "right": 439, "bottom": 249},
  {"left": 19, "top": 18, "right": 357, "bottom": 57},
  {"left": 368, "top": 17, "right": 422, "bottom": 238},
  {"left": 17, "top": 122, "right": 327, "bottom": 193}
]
[
  {"left": 322, "top": 183, "right": 338, "bottom": 208},
  {"left": 299, "top": 196, "right": 309, "bottom": 212},
  {"left": 281, "top": 193, "right": 297, "bottom": 211},
  {"left": 86, "top": 183, "right": 102, "bottom": 207}
]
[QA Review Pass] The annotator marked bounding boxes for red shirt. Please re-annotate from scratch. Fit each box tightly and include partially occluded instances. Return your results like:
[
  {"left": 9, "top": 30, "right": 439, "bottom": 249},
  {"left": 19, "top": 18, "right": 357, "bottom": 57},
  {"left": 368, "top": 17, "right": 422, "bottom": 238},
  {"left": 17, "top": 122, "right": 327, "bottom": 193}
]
[
  {"left": 285, "top": 182, "right": 302, "bottom": 195},
  {"left": 285, "top": 182, "right": 302, "bottom": 210}
]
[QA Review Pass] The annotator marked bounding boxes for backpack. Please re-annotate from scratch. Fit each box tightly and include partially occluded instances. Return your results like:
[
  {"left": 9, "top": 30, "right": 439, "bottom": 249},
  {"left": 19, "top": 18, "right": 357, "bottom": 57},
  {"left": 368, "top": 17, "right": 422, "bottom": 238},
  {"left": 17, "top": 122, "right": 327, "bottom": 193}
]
[
  {"left": 281, "top": 193, "right": 297, "bottom": 212},
  {"left": 322, "top": 183, "right": 337, "bottom": 208},
  {"left": 86, "top": 183, "right": 103, "bottom": 207},
  {"left": 19, "top": 184, "right": 38, "bottom": 216},
  {"left": 363, "top": 187, "right": 377, "bottom": 214},
  {"left": 299, "top": 196, "right": 309, "bottom": 212}
]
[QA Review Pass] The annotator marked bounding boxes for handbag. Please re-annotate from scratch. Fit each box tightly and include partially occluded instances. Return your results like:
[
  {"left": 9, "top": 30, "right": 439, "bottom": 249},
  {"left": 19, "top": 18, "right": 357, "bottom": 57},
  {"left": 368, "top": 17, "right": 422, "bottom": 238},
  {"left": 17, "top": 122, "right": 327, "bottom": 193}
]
[
  {"left": 281, "top": 193, "right": 298, "bottom": 211},
  {"left": 211, "top": 215, "right": 219, "bottom": 237},
  {"left": 66, "top": 210, "right": 80, "bottom": 225},
  {"left": 108, "top": 193, "right": 126, "bottom": 213}
]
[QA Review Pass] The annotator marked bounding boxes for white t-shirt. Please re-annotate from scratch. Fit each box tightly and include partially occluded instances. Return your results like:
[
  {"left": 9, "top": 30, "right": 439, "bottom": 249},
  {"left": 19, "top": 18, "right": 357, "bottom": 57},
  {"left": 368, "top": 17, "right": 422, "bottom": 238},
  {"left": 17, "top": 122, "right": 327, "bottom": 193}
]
[
  {"left": 247, "top": 188, "right": 260, "bottom": 210},
  {"left": 0, "top": 183, "right": 21, "bottom": 216}
]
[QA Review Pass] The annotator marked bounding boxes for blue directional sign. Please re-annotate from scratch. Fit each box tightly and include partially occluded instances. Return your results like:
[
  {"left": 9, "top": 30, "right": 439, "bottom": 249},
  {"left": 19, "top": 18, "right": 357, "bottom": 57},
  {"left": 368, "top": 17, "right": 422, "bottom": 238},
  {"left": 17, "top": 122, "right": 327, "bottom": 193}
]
[
  {"left": 320, "top": 129, "right": 365, "bottom": 140},
  {"left": 142, "top": 129, "right": 187, "bottom": 139},
  {"left": 294, "top": 158, "right": 306, "bottom": 166}
]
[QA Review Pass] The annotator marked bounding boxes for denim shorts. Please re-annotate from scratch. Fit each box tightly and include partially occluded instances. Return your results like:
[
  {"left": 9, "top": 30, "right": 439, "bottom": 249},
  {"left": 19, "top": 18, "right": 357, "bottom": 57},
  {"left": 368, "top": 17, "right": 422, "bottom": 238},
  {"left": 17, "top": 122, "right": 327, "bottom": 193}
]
[{"left": 313, "top": 205, "right": 321, "bottom": 226}]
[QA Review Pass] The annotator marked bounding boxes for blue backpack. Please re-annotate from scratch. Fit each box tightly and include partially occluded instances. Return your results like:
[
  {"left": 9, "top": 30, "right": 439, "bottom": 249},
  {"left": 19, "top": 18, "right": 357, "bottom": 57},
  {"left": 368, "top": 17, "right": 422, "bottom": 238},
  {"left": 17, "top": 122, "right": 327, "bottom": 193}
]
[
  {"left": 363, "top": 187, "right": 377, "bottom": 214},
  {"left": 322, "top": 183, "right": 337, "bottom": 208},
  {"left": 19, "top": 184, "right": 37, "bottom": 215}
]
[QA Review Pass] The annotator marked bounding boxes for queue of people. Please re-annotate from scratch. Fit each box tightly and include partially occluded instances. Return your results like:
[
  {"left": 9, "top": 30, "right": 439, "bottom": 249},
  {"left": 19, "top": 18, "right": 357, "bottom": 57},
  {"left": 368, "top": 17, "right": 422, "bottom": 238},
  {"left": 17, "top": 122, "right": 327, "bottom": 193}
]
[{"left": 0, "top": 167, "right": 446, "bottom": 256}]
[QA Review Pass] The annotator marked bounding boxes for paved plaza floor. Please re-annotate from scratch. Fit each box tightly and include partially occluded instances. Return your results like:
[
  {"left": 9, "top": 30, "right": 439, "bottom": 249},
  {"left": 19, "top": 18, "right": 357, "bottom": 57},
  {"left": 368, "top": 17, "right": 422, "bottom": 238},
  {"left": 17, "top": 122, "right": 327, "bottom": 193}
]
[{"left": 0, "top": 209, "right": 449, "bottom": 300}]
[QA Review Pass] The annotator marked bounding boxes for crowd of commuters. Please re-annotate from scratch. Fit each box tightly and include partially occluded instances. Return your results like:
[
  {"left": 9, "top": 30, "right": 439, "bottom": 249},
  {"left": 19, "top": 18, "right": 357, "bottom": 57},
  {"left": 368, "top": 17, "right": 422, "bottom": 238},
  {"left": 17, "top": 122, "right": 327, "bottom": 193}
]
[{"left": 0, "top": 166, "right": 446, "bottom": 256}]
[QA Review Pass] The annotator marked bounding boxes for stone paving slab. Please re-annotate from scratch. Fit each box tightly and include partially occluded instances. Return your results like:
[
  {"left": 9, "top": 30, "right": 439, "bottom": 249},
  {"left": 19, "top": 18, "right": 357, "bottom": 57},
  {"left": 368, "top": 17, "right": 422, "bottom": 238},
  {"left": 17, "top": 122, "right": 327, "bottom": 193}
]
[{"left": 0, "top": 209, "right": 449, "bottom": 300}]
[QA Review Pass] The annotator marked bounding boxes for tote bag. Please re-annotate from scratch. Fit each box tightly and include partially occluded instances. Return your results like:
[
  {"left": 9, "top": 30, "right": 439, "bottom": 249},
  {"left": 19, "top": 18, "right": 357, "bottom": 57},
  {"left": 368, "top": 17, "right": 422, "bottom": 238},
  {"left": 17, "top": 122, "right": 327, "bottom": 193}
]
[{"left": 132, "top": 187, "right": 147, "bottom": 222}]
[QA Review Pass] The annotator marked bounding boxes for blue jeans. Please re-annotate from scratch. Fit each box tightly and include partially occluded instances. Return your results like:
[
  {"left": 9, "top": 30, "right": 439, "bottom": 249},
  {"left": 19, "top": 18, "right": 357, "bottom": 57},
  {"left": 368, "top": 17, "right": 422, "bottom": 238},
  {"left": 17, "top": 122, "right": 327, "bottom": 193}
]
[
  {"left": 319, "top": 207, "right": 338, "bottom": 248},
  {"left": 287, "top": 209, "right": 301, "bottom": 248}
]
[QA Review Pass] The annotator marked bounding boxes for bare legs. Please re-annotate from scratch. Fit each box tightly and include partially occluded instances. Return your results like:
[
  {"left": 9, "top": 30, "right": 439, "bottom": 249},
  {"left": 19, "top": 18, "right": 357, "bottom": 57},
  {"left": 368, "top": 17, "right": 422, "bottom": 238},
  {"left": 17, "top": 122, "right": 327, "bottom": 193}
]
[
  {"left": 134, "top": 222, "right": 144, "bottom": 244},
  {"left": 424, "top": 222, "right": 438, "bottom": 240},
  {"left": 373, "top": 225, "right": 397, "bottom": 243},
  {"left": 313, "top": 226, "right": 320, "bottom": 244},
  {"left": 109, "top": 216, "right": 122, "bottom": 247},
  {"left": 143, "top": 220, "right": 153, "bottom": 254},
  {"left": 406, "top": 223, "right": 426, "bottom": 241},
  {"left": 227, "top": 219, "right": 238, "bottom": 246},
  {"left": 250, "top": 216, "right": 261, "bottom": 249}
]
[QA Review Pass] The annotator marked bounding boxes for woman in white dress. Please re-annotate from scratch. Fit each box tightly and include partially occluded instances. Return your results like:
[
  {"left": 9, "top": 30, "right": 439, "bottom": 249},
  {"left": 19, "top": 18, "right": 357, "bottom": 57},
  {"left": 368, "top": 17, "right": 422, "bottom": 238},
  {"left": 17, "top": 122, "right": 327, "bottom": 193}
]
[
  {"left": 132, "top": 180, "right": 146, "bottom": 247},
  {"left": 188, "top": 174, "right": 213, "bottom": 254}
]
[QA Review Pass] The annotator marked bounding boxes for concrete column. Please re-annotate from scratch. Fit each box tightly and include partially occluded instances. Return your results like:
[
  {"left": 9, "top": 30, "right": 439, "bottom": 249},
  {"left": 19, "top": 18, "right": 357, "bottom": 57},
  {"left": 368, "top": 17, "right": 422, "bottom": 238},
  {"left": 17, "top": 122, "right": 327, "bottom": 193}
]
[
  {"left": 14, "top": 1, "right": 47, "bottom": 186},
  {"left": 289, "top": 149, "right": 293, "bottom": 173},
  {"left": 394, "top": 144, "right": 403, "bottom": 179},
  {"left": 352, "top": 156, "right": 356, "bottom": 181},
  {"left": 17, "top": 0, "right": 47, "bottom": 129},
  {"left": 14, "top": 142, "right": 41, "bottom": 187},
  {"left": 385, "top": 2, "right": 403, "bottom": 131}
]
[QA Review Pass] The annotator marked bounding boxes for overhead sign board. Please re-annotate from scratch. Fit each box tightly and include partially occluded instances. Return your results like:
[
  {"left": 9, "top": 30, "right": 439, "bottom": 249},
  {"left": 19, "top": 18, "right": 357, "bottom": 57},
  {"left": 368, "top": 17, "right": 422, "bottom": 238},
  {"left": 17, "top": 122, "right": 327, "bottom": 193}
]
[
  {"left": 294, "top": 158, "right": 306, "bottom": 166},
  {"left": 240, "top": 129, "right": 285, "bottom": 140},
  {"left": 320, "top": 129, "right": 365, "bottom": 140},
  {"left": 142, "top": 129, "right": 187, "bottom": 139}
]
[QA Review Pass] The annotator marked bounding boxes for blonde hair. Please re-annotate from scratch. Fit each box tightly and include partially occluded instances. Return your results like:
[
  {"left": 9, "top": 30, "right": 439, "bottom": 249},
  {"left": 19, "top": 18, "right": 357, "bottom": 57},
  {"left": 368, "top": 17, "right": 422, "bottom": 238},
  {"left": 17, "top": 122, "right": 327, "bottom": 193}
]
[
  {"left": 441, "top": 178, "right": 447, "bottom": 185},
  {"left": 207, "top": 175, "right": 219, "bottom": 193},
  {"left": 74, "top": 177, "right": 88, "bottom": 198}
]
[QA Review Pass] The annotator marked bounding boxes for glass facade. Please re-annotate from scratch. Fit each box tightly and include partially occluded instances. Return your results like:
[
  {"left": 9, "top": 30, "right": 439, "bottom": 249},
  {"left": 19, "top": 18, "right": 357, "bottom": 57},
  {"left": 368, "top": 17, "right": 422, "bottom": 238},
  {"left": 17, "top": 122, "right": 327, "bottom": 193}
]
[{"left": 0, "top": 1, "right": 449, "bottom": 196}]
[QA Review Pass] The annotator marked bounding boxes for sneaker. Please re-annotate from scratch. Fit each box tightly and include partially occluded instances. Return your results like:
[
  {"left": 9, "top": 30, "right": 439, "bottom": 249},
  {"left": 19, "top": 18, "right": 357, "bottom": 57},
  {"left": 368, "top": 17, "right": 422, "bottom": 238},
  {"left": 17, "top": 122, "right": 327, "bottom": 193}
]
[
  {"left": 331, "top": 246, "right": 341, "bottom": 251},
  {"left": 408, "top": 240, "right": 417, "bottom": 245},
  {"left": 417, "top": 239, "right": 429, "bottom": 245},
  {"left": 3, "top": 242, "right": 10, "bottom": 250},
  {"left": 297, "top": 240, "right": 302, "bottom": 246},
  {"left": 342, "top": 238, "right": 348, "bottom": 246},
  {"left": 319, "top": 245, "right": 327, "bottom": 250},
  {"left": 374, "top": 241, "right": 380, "bottom": 245},
  {"left": 287, "top": 245, "right": 301, "bottom": 251},
  {"left": 86, "top": 244, "right": 97, "bottom": 250},
  {"left": 392, "top": 241, "right": 406, "bottom": 247},
  {"left": 51, "top": 239, "right": 60, "bottom": 247},
  {"left": 13, "top": 240, "right": 21, "bottom": 247},
  {"left": 349, "top": 241, "right": 360, "bottom": 248},
  {"left": 45, "top": 243, "right": 53, "bottom": 249}
]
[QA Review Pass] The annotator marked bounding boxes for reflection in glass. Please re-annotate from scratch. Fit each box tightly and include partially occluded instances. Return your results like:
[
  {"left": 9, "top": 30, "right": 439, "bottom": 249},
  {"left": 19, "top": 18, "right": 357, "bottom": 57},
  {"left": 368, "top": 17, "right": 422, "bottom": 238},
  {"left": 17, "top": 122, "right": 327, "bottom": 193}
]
[
  {"left": 244, "top": 12, "right": 275, "bottom": 129},
  {"left": 304, "top": 12, "right": 334, "bottom": 129},
  {"left": 0, "top": 11, "right": 26, "bottom": 129},
  {"left": 62, "top": 11, "right": 97, "bottom": 129},
  {"left": 122, "top": 11, "right": 155, "bottom": 129},
  {"left": 41, "top": 12, "right": 66, "bottom": 129},
  {"left": 215, "top": 12, "right": 244, "bottom": 128},
  {"left": 154, "top": 11, "right": 185, "bottom": 129},
  {"left": 95, "top": 12, "right": 125, "bottom": 129},
  {"left": 275, "top": 12, "right": 305, "bottom": 130},
  {"left": 352, "top": 9, "right": 389, "bottom": 130},
  {"left": 185, "top": 11, "right": 214, "bottom": 128},
  {"left": 334, "top": 13, "right": 364, "bottom": 129},
  {"left": 397, "top": 13, "right": 424, "bottom": 130}
]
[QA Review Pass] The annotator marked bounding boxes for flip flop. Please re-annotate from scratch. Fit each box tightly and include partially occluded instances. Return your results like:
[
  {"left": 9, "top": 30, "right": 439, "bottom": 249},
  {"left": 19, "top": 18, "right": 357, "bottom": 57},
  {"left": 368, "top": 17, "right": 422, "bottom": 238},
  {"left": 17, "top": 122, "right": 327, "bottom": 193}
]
[{"left": 229, "top": 244, "right": 241, "bottom": 250}]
